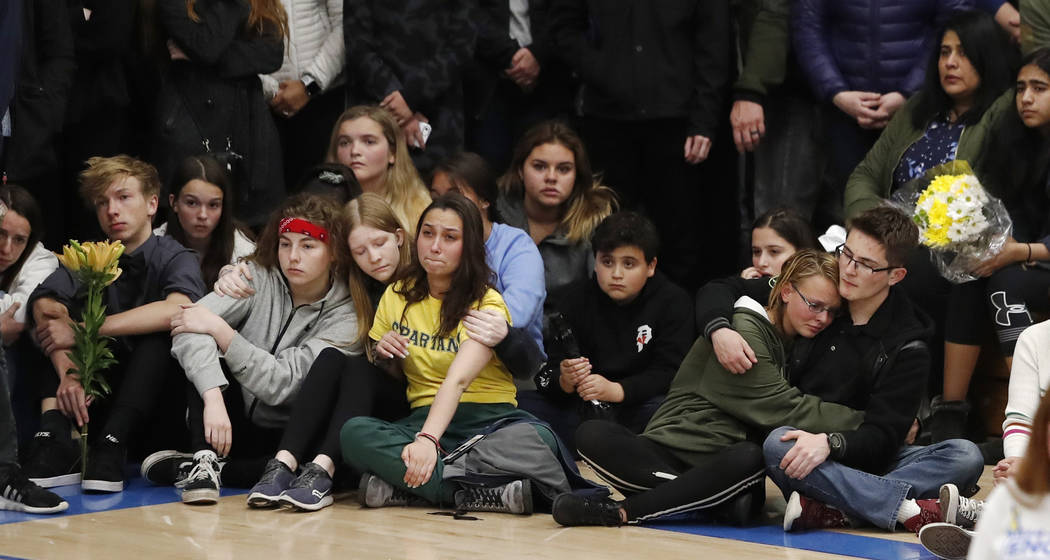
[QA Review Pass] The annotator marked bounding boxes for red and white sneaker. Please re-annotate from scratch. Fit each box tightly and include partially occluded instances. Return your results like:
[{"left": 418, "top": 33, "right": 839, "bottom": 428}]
[
  {"left": 902, "top": 498, "right": 942, "bottom": 534},
  {"left": 783, "top": 491, "right": 851, "bottom": 532}
]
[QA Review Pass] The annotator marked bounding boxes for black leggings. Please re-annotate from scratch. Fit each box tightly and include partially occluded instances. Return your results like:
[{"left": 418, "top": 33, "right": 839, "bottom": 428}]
[
  {"left": 32, "top": 333, "right": 187, "bottom": 451},
  {"left": 985, "top": 263, "right": 1050, "bottom": 355},
  {"left": 575, "top": 420, "right": 765, "bottom": 523},
  {"left": 278, "top": 348, "right": 408, "bottom": 463},
  {"left": 101, "top": 334, "right": 187, "bottom": 447}
]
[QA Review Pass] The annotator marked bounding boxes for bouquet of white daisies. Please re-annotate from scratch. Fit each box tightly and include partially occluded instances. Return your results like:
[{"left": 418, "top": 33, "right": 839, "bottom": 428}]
[{"left": 890, "top": 160, "right": 1011, "bottom": 283}]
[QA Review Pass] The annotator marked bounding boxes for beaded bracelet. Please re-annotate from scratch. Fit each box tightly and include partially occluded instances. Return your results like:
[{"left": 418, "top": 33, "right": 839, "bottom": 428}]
[{"left": 415, "top": 432, "right": 445, "bottom": 455}]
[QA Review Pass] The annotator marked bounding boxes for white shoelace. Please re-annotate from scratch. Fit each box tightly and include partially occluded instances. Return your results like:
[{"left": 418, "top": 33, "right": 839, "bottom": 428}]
[{"left": 178, "top": 457, "right": 218, "bottom": 489}]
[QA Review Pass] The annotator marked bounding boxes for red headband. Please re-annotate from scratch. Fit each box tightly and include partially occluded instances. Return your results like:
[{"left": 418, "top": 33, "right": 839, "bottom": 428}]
[{"left": 279, "top": 217, "right": 329, "bottom": 243}]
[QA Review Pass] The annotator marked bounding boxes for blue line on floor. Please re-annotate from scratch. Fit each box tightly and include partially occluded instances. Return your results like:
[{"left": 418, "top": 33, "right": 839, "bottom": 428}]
[
  {"left": 0, "top": 468, "right": 246, "bottom": 526},
  {"left": 647, "top": 521, "right": 938, "bottom": 560}
]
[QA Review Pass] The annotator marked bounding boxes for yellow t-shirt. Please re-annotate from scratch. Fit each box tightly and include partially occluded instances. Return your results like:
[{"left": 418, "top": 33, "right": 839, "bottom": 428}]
[{"left": 369, "top": 282, "right": 516, "bottom": 408}]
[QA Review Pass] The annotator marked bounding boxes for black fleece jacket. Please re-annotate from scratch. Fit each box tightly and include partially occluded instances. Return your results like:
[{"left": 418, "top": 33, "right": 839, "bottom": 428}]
[
  {"left": 694, "top": 275, "right": 934, "bottom": 474},
  {"left": 548, "top": 271, "right": 696, "bottom": 405}
]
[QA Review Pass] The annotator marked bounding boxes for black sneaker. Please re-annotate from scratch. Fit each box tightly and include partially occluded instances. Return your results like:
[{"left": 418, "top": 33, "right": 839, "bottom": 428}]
[
  {"left": 708, "top": 488, "right": 758, "bottom": 527},
  {"left": 358, "top": 472, "right": 429, "bottom": 508},
  {"left": 23, "top": 430, "right": 81, "bottom": 488},
  {"left": 552, "top": 492, "right": 623, "bottom": 526},
  {"left": 453, "top": 480, "right": 533, "bottom": 515},
  {"left": 247, "top": 458, "right": 296, "bottom": 508},
  {"left": 181, "top": 451, "right": 221, "bottom": 505},
  {"left": 81, "top": 435, "right": 125, "bottom": 493},
  {"left": 0, "top": 464, "right": 69, "bottom": 514},
  {"left": 141, "top": 450, "right": 197, "bottom": 486}
]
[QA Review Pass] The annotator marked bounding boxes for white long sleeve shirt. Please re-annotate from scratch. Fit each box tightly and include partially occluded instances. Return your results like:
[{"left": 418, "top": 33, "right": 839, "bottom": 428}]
[
  {"left": 969, "top": 482, "right": 1050, "bottom": 560},
  {"left": 1003, "top": 320, "right": 1050, "bottom": 458},
  {"left": 0, "top": 242, "right": 58, "bottom": 326}
]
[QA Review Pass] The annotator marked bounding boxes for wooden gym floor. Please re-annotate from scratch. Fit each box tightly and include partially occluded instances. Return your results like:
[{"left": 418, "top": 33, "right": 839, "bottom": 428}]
[{"left": 0, "top": 464, "right": 994, "bottom": 559}]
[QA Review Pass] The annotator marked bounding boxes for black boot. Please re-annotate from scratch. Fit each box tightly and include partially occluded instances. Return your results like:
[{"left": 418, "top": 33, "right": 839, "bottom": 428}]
[{"left": 929, "top": 396, "right": 970, "bottom": 442}]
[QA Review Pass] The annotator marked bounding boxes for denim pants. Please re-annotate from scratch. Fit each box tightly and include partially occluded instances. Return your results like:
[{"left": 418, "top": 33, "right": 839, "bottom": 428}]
[{"left": 763, "top": 426, "right": 984, "bottom": 530}]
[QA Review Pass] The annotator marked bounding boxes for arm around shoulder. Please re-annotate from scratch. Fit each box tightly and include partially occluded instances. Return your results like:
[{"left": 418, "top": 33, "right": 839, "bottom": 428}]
[{"left": 701, "top": 311, "right": 865, "bottom": 433}]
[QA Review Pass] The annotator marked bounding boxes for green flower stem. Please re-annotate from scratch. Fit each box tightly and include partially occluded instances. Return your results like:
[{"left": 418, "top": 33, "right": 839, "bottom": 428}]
[{"left": 67, "top": 270, "right": 118, "bottom": 475}]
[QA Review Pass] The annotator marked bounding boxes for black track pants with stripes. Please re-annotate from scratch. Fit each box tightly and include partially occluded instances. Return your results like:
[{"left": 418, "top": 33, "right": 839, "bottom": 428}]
[{"left": 576, "top": 420, "right": 765, "bottom": 522}]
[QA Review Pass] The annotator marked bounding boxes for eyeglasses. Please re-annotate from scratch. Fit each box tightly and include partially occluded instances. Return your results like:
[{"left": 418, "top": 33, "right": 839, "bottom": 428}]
[
  {"left": 835, "top": 244, "right": 897, "bottom": 275},
  {"left": 791, "top": 283, "right": 838, "bottom": 316}
]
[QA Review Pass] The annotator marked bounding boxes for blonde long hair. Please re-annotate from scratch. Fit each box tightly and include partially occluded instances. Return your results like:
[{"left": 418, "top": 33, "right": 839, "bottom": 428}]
[
  {"left": 498, "top": 121, "right": 616, "bottom": 243},
  {"left": 343, "top": 193, "right": 413, "bottom": 357},
  {"left": 326, "top": 106, "right": 431, "bottom": 236}
]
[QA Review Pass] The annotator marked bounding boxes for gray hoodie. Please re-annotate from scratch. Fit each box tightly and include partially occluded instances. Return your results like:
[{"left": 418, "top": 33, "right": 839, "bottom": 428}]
[{"left": 172, "top": 261, "right": 358, "bottom": 427}]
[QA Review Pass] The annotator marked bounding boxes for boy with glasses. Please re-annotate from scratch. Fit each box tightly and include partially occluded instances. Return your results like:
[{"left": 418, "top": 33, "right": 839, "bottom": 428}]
[{"left": 696, "top": 206, "right": 984, "bottom": 533}]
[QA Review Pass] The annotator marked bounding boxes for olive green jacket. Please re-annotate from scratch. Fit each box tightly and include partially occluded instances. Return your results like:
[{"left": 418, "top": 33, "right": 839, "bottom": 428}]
[
  {"left": 642, "top": 298, "right": 864, "bottom": 465},
  {"left": 1021, "top": 0, "right": 1050, "bottom": 56},
  {"left": 732, "top": 0, "right": 791, "bottom": 103},
  {"left": 844, "top": 90, "right": 1014, "bottom": 219}
]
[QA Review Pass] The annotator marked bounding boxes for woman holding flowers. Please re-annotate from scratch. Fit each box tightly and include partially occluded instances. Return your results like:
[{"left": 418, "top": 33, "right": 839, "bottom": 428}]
[
  {"left": 844, "top": 11, "right": 1016, "bottom": 219},
  {"left": 157, "top": 193, "right": 357, "bottom": 505},
  {"left": 843, "top": 11, "right": 1018, "bottom": 442}
]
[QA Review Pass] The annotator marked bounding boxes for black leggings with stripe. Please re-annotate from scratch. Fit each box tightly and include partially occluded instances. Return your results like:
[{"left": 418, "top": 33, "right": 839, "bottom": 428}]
[{"left": 575, "top": 420, "right": 765, "bottom": 523}]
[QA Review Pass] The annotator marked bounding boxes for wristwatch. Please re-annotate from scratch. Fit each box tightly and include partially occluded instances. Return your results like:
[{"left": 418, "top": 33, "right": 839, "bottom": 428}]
[
  {"left": 301, "top": 75, "right": 322, "bottom": 97},
  {"left": 827, "top": 432, "right": 845, "bottom": 458}
]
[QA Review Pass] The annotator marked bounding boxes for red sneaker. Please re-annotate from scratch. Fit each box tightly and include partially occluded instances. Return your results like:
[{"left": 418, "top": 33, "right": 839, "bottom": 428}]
[
  {"left": 903, "top": 498, "right": 942, "bottom": 535},
  {"left": 783, "top": 491, "right": 851, "bottom": 531}
]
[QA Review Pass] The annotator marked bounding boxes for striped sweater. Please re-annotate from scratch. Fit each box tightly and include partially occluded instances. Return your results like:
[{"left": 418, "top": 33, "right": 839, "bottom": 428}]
[{"left": 1003, "top": 320, "right": 1050, "bottom": 458}]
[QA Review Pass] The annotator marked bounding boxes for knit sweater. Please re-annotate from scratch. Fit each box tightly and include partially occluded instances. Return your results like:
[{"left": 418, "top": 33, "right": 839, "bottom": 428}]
[
  {"left": 969, "top": 481, "right": 1050, "bottom": 560},
  {"left": 1003, "top": 320, "right": 1050, "bottom": 458}
]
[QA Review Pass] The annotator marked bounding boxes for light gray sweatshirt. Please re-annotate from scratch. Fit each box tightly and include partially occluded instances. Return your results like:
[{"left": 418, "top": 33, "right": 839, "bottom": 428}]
[{"left": 172, "top": 261, "right": 358, "bottom": 427}]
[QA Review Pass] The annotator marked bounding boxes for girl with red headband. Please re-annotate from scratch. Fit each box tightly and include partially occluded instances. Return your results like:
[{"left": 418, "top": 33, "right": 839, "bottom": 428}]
[
  {"left": 142, "top": 193, "right": 358, "bottom": 505},
  {"left": 240, "top": 193, "right": 416, "bottom": 511}
]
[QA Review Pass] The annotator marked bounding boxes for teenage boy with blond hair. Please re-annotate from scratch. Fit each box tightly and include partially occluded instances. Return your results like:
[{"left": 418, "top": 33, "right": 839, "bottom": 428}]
[{"left": 23, "top": 155, "right": 205, "bottom": 493}]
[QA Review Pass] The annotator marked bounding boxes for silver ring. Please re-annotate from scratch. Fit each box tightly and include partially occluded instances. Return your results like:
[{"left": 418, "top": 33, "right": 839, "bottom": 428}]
[
  {"left": 283, "top": 111, "right": 291, "bottom": 117},
  {"left": 749, "top": 130, "right": 760, "bottom": 136}
]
